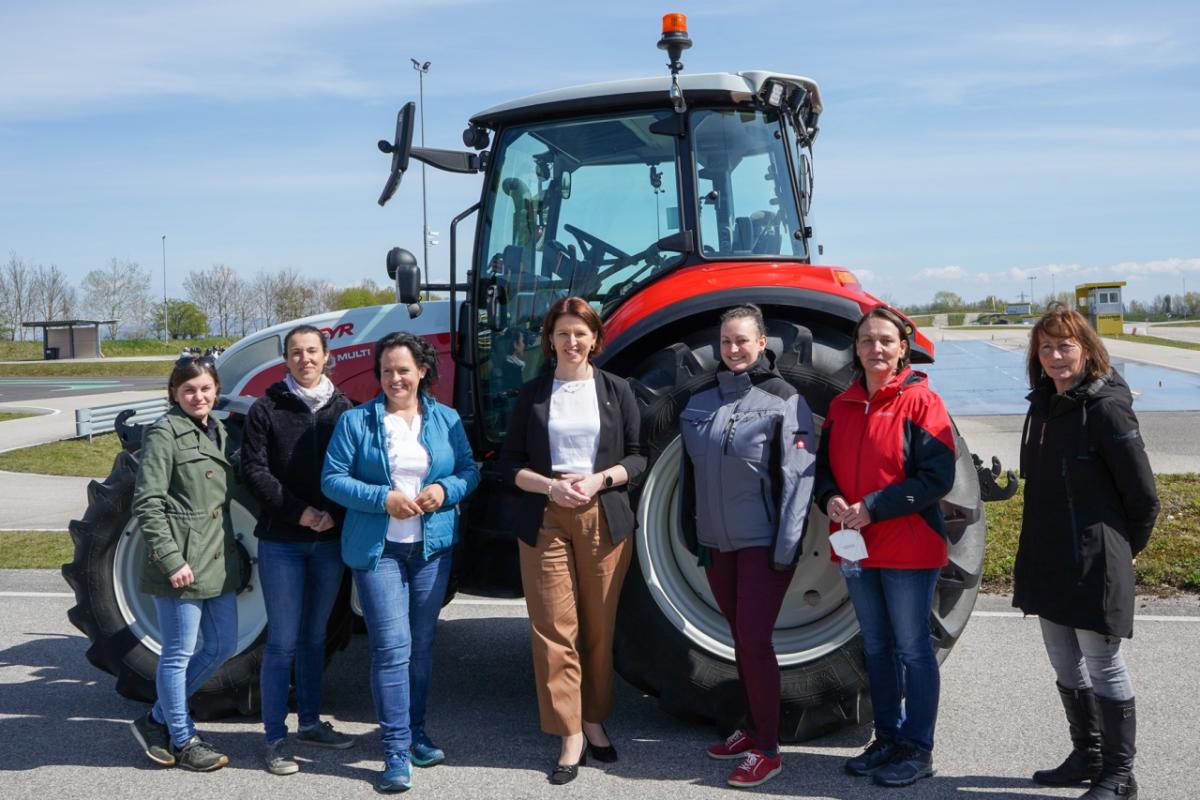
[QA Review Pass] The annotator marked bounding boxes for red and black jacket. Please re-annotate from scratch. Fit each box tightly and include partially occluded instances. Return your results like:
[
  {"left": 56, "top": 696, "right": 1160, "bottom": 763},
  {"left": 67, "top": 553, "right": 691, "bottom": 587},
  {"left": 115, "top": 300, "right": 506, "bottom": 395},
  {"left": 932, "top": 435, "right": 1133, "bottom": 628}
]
[{"left": 814, "top": 368, "right": 956, "bottom": 570}]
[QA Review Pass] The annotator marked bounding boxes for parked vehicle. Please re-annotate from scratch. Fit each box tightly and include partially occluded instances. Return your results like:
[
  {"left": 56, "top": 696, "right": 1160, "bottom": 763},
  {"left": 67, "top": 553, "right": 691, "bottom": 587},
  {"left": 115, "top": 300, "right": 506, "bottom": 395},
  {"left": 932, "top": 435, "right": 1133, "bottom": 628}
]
[{"left": 64, "top": 16, "right": 1014, "bottom": 738}]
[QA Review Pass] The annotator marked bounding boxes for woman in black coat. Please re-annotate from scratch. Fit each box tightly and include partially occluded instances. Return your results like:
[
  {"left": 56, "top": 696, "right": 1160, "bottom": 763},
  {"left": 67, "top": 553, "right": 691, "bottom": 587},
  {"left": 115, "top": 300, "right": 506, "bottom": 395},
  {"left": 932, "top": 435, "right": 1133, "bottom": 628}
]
[
  {"left": 1015, "top": 304, "right": 1158, "bottom": 800},
  {"left": 241, "top": 324, "right": 356, "bottom": 774}
]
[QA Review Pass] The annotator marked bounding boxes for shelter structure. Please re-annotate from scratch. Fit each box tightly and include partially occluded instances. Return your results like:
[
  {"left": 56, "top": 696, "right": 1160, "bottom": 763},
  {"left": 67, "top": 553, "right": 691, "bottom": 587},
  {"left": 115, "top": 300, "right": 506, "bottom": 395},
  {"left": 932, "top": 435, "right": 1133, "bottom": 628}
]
[
  {"left": 1074, "top": 282, "right": 1126, "bottom": 335},
  {"left": 22, "top": 319, "right": 116, "bottom": 360}
]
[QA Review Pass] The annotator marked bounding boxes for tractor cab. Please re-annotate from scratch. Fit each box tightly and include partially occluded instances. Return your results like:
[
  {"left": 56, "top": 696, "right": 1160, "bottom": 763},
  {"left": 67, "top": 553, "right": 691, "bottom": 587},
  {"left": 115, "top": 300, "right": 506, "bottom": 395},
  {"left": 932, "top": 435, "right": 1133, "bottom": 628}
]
[{"left": 377, "top": 25, "right": 824, "bottom": 448}]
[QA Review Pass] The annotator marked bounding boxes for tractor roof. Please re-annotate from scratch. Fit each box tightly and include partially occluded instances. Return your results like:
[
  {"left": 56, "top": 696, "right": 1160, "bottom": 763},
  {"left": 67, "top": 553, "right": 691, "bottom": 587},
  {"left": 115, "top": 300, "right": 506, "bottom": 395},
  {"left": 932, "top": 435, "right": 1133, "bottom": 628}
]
[{"left": 470, "top": 71, "right": 822, "bottom": 129}]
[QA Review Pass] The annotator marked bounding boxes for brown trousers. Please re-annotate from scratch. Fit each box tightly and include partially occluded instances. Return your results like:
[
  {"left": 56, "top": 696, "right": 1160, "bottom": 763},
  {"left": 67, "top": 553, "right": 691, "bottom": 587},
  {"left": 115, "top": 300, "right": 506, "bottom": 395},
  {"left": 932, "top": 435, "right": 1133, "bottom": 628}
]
[{"left": 518, "top": 497, "right": 632, "bottom": 736}]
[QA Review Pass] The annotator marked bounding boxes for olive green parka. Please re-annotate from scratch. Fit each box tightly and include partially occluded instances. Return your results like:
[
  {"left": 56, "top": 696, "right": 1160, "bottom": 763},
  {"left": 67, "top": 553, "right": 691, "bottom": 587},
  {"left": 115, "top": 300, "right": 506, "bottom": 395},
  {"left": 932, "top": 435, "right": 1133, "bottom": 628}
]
[{"left": 132, "top": 406, "right": 242, "bottom": 599}]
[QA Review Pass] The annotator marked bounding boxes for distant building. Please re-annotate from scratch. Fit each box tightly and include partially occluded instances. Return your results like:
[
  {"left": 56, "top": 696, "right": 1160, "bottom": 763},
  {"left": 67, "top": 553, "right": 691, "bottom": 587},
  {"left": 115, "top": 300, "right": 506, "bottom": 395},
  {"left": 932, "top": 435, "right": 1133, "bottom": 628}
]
[
  {"left": 22, "top": 319, "right": 116, "bottom": 360},
  {"left": 1075, "top": 282, "right": 1126, "bottom": 335},
  {"left": 1005, "top": 302, "right": 1032, "bottom": 316}
]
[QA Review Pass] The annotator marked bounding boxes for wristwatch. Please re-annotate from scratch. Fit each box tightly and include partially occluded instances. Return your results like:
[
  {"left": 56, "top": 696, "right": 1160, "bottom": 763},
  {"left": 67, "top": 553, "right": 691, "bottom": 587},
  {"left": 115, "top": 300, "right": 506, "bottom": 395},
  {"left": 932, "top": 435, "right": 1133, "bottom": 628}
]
[{"left": 603, "top": 473, "right": 614, "bottom": 489}]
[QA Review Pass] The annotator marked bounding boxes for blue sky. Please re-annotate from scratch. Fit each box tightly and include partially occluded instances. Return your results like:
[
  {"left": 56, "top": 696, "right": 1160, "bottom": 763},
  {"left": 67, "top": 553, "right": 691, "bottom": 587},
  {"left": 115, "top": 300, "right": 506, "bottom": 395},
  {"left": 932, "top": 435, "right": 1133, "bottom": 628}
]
[{"left": 2, "top": 0, "right": 1197, "bottom": 307}]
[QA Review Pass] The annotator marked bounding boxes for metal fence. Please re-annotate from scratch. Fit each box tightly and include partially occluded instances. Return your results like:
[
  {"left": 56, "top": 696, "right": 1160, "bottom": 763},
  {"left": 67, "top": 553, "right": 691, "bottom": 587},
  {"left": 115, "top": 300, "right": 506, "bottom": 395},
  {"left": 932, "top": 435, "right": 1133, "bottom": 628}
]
[{"left": 75, "top": 398, "right": 169, "bottom": 442}]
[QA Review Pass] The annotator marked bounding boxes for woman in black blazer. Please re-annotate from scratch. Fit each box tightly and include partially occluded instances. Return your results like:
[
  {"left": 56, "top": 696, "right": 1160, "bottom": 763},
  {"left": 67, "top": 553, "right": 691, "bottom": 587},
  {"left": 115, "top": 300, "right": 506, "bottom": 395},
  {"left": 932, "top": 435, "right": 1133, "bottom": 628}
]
[{"left": 499, "top": 296, "right": 645, "bottom": 785}]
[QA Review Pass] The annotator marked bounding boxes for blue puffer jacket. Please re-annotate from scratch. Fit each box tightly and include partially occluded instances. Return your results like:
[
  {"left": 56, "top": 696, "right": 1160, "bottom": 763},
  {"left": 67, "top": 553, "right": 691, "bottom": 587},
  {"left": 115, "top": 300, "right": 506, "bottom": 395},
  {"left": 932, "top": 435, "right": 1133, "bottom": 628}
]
[{"left": 321, "top": 393, "right": 480, "bottom": 571}]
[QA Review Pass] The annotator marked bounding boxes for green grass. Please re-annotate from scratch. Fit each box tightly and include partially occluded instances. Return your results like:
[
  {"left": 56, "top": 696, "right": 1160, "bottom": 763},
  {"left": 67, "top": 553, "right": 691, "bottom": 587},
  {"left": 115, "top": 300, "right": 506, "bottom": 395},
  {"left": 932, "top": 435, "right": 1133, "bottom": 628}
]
[
  {"left": 982, "top": 473, "right": 1200, "bottom": 593},
  {"left": 0, "top": 360, "right": 174, "bottom": 377},
  {"left": 1106, "top": 334, "right": 1200, "bottom": 352},
  {"left": 0, "top": 412, "right": 38, "bottom": 423},
  {"left": 908, "top": 315, "right": 934, "bottom": 327},
  {"left": 0, "top": 531, "right": 73, "bottom": 569},
  {"left": 0, "top": 433, "right": 123, "bottom": 477}
]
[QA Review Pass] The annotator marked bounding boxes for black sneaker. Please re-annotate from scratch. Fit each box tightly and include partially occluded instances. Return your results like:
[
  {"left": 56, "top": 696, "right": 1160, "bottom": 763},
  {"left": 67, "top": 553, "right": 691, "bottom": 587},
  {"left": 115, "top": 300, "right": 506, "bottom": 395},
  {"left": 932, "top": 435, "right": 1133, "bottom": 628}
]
[
  {"left": 173, "top": 736, "right": 229, "bottom": 772},
  {"left": 872, "top": 742, "right": 934, "bottom": 787},
  {"left": 844, "top": 737, "right": 897, "bottom": 776},
  {"left": 130, "top": 712, "right": 175, "bottom": 766}
]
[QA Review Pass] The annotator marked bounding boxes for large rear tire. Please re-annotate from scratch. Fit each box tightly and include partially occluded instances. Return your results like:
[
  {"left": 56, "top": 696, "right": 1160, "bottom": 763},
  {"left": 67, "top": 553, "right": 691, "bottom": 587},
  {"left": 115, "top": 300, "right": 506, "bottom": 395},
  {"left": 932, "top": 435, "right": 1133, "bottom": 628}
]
[
  {"left": 61, "top": 416, "right": 354, "bottom": 720},
  {"left": 612, "top": 317, "right": 985, "bottom": 741}
]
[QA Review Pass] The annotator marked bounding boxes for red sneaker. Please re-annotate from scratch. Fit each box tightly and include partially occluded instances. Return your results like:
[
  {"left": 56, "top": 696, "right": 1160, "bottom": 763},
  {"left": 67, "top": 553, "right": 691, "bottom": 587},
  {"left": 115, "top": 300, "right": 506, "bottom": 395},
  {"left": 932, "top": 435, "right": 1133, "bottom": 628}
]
[
  {"left": 706, "top": 729, "right": 755, "bottom": 760},
  {"left": 727, "top": 750, "right": 782, "bottom": 789}
]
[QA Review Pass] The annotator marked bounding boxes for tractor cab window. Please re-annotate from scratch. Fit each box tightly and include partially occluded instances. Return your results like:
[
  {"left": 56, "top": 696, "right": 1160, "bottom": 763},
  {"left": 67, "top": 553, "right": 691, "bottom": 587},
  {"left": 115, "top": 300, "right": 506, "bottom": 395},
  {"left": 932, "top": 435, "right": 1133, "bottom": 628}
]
[
  {"left": 475, "top": 110, "right": 683, "bottom": 442},
  {"left": 692, "top": 109, "right": 807, "bottom": 260}
]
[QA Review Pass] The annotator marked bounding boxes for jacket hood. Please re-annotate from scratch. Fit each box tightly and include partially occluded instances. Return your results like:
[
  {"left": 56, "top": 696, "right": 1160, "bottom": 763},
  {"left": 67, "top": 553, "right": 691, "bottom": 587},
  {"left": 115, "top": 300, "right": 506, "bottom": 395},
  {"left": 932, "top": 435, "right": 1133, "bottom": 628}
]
[
  {"left": 716, "top": 350, "right": 782, "bottom": 388},
  {"left": 841, "top": 366, "right": 929, "bottom": 404},
  {"left": 1026, "top": 368, "right": 1132, "bottom": 412}
]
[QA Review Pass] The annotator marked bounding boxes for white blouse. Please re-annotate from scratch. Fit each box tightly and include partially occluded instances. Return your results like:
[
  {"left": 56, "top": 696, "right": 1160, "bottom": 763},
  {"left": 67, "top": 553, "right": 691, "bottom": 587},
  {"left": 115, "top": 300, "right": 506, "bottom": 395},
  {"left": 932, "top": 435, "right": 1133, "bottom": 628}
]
[
  {"left": 548, "top": 378, "right": 600, "bottom": 475},
  {"left": 383, "top": 412, "right": 429, "bottom": 543}
]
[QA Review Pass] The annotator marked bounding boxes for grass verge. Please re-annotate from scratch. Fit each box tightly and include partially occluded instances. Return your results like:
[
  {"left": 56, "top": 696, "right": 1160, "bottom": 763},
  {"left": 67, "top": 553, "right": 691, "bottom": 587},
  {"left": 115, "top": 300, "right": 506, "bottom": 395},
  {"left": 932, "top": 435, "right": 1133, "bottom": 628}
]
[
  {"left": 982, "top": 473, "right": 1200, "bottom": 593},
  {"left": 1106, "top": 334, "right": 1200, "bottom": 352},
  {"left": 0, "top": 412, "right": 38, "bottom": 423},
  {"left": 0, "top": 337, "right": 238, "bottom": 362},
  {"left": 0, "top": 531, "right": 73, "bottom": 569},
  {"left": 0, "top": 433, "right": 122, "bottom": 477}
]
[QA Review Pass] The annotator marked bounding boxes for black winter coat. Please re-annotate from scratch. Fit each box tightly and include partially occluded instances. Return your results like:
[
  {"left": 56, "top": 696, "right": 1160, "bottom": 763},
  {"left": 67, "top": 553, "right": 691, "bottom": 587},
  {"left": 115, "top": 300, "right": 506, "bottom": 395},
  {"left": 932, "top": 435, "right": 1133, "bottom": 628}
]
[
  {"left": 241, "top": 381, "right": 354, "bottom": 543},
  {"left": 1012, "top": 370, "right": 1158, "bottom": 638}
]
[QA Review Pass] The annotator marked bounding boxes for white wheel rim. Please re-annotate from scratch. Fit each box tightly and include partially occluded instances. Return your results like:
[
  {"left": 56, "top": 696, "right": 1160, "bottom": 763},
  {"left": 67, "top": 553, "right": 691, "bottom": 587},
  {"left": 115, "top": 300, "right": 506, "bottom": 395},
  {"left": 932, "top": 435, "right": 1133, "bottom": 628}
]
[
  {"left": 636, "top": 436, "right": 859, "bottom": 666},
  {"left": 113, "top": 500, "right": 266, "bottom": 657}
]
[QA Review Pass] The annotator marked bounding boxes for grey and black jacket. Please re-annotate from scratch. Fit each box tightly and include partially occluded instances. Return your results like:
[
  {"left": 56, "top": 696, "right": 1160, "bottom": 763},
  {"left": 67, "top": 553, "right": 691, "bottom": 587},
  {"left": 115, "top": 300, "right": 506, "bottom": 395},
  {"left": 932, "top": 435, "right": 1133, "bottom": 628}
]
[{"left": 677, "top": 352, "right": 816, "bottom": 569}]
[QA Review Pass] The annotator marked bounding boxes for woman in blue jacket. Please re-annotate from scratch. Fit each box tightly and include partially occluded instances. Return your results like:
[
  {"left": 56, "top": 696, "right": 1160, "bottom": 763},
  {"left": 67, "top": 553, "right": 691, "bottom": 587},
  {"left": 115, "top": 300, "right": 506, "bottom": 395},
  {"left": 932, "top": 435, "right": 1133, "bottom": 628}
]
[{"left": 321, "top": 332, "right": 480, "bottom": 793}]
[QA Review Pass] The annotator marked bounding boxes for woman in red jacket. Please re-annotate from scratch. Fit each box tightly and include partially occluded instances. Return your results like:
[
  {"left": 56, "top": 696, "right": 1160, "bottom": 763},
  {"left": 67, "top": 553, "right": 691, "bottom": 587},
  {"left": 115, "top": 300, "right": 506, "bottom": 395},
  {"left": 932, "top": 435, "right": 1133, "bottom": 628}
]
[{"left": 814, "top": 306, "right": 956, "bottom": 788}]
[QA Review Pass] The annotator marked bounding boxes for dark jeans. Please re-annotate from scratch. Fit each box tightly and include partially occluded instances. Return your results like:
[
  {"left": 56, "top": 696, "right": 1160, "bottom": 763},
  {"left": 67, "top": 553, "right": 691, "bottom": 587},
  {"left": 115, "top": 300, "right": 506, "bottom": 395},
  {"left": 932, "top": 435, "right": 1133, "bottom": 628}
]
[
  {"left": 353, "top": 541, "right": 452, "bottom": 756},
  {"left": 705, "top": 546, "right": 796, "bottom": 752},
  {"left": 257, "top": 537, "right": 346, "bottom": 744},
  {"left": 844, "top": 566, "right": 941, "bottom": 752}
]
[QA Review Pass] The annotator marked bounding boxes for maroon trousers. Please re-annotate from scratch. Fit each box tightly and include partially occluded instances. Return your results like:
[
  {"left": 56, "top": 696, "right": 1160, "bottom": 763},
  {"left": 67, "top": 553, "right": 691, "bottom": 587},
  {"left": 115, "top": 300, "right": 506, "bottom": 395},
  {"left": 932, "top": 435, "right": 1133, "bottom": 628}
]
[{"left": 705, "top": 546, "right": 796, "bottom": 752}]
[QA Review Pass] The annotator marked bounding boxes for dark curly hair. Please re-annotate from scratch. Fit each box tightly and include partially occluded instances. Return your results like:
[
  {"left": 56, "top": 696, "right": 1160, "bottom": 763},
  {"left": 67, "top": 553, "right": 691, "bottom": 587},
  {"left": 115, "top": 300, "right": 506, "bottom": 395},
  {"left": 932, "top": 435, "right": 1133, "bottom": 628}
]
[{"left": 373, "top": 331, "right": 439, "bottom": 395}]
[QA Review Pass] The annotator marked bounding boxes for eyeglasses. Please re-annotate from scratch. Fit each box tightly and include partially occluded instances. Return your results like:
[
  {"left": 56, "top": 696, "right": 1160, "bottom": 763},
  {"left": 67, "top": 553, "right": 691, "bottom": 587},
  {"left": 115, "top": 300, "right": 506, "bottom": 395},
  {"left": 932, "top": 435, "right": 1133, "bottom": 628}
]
[{"left": 175, "top": 355, "right": 217, "bottom": 369}]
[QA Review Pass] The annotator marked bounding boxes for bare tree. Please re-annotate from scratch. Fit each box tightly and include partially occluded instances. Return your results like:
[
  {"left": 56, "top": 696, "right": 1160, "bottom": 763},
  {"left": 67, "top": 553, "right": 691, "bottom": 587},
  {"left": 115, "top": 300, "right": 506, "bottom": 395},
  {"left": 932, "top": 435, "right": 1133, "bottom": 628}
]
[
  {"left": 250, "top": 271, "right": 280, "bottom": 329},
  {"left": 80, "top": 258, "right": 152, "bottom": 338},
  {"left": 184, "top": 263, "right": 241, "bottom": 337},
  {"left": 30, "top": 264, "right": 77, "bottom": 321},
  {"left": 272, "top": 268, "right": 318, "bottom": 322},
  {"left": 1, "top": 253, "right": 34, "bottom": 340},
  {"left": 311, "top": 279, "right": 340, "bottom": 314}
]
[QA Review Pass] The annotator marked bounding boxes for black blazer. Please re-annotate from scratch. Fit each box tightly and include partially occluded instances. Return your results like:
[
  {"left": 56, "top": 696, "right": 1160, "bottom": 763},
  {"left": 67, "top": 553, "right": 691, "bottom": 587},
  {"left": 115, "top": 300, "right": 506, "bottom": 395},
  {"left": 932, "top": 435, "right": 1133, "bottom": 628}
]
[{"left": 498, "top": 367, "right": 646, "bottom": 546}]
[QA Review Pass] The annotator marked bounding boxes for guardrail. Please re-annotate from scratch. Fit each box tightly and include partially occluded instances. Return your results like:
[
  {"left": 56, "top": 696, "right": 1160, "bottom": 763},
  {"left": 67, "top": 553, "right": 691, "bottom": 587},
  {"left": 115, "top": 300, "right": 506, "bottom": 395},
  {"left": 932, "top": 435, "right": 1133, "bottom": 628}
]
[{"left": 75, "top": 398, "right": 169, "bottom": 442}]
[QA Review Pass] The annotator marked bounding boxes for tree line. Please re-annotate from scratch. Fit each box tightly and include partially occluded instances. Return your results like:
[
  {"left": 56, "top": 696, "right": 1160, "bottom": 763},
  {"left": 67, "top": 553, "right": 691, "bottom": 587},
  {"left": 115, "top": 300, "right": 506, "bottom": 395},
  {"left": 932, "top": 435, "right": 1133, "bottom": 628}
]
[
  {"left": 1, "top": 253, "right": 398, "bottom": 341},
  {"left": 902, "top": 289, "right": 1199, "bottom": 320}
]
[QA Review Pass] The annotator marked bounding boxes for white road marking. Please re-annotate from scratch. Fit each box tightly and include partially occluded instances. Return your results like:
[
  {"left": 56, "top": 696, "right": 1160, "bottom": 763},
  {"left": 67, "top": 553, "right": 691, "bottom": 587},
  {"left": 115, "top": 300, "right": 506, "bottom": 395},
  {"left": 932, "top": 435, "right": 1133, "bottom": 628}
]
[
  {"left": 0, "top": 591, "right": 74, "bottom": 598},
  {"left": 973, "top": 610, "right": 1200, "bottom": 622}
]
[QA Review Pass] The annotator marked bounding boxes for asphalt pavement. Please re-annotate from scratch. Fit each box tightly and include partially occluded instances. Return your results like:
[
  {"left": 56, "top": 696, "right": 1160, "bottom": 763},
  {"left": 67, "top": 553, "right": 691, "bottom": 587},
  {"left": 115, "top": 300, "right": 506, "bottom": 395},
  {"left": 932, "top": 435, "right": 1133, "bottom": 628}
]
[
  {"left": 1, "top": 571, "right": 1198, "bottom": 799},
  {"left": 0, "top": 377, "right": 164, "bottom": 403}
]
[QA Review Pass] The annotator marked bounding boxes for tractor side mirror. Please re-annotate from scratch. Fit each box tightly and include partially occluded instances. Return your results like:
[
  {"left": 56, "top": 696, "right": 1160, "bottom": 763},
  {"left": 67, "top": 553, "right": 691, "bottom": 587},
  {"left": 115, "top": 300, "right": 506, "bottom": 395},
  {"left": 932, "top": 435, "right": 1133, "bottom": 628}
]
[
  {"left": 387, "top": 247, "right": 423, "bottom": 316},
  {"left": 377, "top": 102, "right": 416, "bottom": 207}
]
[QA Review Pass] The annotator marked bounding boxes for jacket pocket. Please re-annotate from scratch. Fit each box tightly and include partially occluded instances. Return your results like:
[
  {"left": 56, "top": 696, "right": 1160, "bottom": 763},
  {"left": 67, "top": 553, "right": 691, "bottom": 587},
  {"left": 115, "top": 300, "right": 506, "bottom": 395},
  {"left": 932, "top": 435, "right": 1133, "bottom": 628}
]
[{"left": 724, "top": 410, "right": 773, "bottom": 461}]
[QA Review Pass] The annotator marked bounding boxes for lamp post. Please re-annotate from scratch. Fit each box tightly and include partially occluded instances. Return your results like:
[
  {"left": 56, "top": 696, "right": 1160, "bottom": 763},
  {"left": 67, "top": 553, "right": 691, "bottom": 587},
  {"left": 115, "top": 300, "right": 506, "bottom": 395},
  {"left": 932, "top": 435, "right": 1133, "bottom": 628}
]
[
  {"left": 411, "top": 58, "right": 431, "bottom": 296},
  {"left": 161, "top": 235, "right": 169, "bottom": 342},
  {"left": 1028, "top": 275, "right": 1037, "bottom": 312}
]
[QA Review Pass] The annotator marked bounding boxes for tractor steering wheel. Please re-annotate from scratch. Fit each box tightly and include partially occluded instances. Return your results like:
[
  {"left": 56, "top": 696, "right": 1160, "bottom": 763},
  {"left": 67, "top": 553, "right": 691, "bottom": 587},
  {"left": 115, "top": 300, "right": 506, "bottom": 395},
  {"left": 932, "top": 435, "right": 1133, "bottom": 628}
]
[{"left": 564, "top": 223, "right": 630, "bottom": 265}]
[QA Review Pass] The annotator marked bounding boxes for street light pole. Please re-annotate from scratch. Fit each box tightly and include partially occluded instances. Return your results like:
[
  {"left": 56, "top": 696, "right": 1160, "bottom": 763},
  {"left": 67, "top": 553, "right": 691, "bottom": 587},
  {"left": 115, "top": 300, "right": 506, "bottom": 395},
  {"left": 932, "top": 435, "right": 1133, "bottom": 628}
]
[
  {"left": 1028, "top": 275, "right": 1037, "bottom": 312},
  {"left": 411, "top": 58, "right": 431, "bottom": 297},
  {"left": 162, "top": 235, "right": 169, "bottom": 342}
]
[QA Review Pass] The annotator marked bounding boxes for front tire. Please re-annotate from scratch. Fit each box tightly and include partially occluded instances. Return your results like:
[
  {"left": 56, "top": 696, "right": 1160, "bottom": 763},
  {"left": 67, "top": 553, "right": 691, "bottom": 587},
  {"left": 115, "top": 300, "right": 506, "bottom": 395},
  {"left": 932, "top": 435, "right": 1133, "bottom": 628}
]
[
  {"left": 612, "top": 317, "right": 985, "bottom": 741},
  {"left": 61, "top": 418, "right": 353, "bottom": 719}
]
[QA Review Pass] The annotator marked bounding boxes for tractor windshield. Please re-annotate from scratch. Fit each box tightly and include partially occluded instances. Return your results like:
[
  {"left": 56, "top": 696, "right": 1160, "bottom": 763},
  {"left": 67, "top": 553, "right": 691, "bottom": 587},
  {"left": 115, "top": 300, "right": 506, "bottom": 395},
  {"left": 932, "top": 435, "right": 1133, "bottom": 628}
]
[{"left": 474, "top": 106, "right": 807, "bottom": 441}]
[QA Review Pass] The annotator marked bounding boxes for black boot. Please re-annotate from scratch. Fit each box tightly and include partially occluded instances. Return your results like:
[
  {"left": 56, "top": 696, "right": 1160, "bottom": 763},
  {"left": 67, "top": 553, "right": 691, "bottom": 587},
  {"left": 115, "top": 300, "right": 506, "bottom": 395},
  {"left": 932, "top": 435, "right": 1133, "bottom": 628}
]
[
  {"left": 1081, "top": 695, "right": 1137, "bottom": 800},
  {"left": 1032, "top": 683, "right": 1102, "bottom": 786}
]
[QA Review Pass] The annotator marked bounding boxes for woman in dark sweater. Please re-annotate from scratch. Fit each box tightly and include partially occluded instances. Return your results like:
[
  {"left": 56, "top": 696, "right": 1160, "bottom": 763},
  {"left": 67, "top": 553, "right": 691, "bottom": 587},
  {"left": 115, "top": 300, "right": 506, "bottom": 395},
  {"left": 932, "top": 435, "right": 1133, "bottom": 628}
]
[{"left": 241, "top": 324, "right": 355, "bottom": 774}]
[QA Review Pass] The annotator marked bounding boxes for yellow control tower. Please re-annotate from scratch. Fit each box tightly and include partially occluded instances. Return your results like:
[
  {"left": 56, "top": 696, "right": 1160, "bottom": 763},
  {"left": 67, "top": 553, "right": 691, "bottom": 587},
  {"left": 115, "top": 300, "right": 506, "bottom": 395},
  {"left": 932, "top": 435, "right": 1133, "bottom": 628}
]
[{"left": 1075, "top": 282, "right": 1126, "bottom": 335}]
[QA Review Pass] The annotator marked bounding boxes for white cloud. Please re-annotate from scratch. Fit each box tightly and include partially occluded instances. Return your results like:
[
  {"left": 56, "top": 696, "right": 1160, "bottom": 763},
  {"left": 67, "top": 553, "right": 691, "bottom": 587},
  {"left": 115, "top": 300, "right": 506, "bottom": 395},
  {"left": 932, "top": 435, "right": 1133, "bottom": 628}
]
[{"left": 914, "top": 265, "right": 969, "bottom": 281}]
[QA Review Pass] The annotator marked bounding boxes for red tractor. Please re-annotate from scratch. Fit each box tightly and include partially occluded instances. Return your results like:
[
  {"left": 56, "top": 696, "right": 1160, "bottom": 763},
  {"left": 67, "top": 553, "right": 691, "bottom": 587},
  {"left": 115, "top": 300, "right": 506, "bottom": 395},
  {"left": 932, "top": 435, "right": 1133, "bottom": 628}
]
[{"left": 65, "top": 17, "right": 1005, "bottom": 740}]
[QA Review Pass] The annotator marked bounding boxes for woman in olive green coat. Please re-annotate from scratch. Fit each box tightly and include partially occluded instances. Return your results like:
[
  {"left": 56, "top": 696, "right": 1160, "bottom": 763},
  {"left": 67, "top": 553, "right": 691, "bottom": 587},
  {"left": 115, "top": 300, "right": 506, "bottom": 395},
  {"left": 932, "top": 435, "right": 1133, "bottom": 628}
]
[{"left": 128, "top": 357, "right": 241, "bottom": 772}]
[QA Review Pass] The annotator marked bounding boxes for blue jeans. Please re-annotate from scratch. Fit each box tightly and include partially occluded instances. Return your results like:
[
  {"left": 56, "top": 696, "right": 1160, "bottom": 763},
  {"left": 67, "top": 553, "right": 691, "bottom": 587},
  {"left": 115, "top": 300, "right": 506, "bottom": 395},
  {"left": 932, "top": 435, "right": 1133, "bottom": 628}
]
[
  {"left": 353, "top": 541, "right": 451, "bottom": 756},
  {"left": 257, "top": 538, "right": 346, "bottom": 744},
  {"left": 151, "top": 593, "right": 238, "bottom": 748},
  {"left": 845, "top": 567, "right": 940, "bottom": 753}
]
